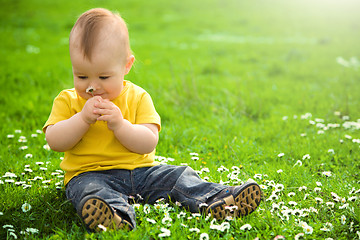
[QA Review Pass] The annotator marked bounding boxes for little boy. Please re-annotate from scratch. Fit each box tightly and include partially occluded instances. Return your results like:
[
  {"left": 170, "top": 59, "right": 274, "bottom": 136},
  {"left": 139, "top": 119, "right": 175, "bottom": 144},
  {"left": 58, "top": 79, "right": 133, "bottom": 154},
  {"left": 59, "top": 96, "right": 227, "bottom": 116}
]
[{"left": 43, "top": 8, "right": 262, "bottom": 231}]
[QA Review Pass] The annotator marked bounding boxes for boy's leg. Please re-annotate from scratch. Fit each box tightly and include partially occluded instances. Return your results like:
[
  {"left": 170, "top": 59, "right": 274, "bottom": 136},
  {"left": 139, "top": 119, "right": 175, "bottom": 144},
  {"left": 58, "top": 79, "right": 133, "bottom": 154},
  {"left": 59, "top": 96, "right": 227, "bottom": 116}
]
[
  {"left": 135, "top": 165, "right": 261, "bottom": 219},
  {"left": 65, "top": 170, "right": 136, "bottom": 231},
  {"left": 135, "top": 165, "right": 227, "bottom": 211}
]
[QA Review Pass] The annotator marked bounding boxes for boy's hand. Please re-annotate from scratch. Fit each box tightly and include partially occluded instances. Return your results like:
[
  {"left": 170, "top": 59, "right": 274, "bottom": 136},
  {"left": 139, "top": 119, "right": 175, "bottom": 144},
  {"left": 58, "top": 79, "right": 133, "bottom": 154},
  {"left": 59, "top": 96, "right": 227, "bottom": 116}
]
[
  {"left": 80, "top": 96, "right": 102, "bottom": 124},
  {"left": 94, "top": 99, "right": 124, "bottom": 131}
]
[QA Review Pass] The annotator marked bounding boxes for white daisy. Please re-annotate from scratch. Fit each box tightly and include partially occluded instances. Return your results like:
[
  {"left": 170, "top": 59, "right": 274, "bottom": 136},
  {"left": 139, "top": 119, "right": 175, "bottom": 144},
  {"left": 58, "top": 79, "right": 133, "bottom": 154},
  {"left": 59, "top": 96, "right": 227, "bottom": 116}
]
[
  {"left": 158, "top": 228, "right": 171, "bottom": 237},
  {"left": 304, "top": 225, "right": 313, "bottom": 234},
  {"left": 26, "top": 228, "right": 39, "bottom": 234},
  {"left": 146, "top": 218, "right": 156, "bottom": 224},
  {"left": 340, "top": 215, "right": 346, "bottom": 225},
  {"left": 199, "top": 233, "right": 209, "bottom": 240},
  {"left": 21, "top": 203, "right": 32, "bottom": 212},
  {"left": 86, "top": 86, "right": 96, "bottom": 94},
  {"left": 240, "top": 223, "right": 252, "bottom": 231}
]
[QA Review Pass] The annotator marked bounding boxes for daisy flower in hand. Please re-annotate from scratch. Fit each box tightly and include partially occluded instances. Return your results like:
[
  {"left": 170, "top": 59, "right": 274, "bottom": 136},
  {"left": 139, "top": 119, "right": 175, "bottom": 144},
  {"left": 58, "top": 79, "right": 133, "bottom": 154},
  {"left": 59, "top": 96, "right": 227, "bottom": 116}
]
[{"left": 86, "top": 86, "right": 96, "bottom": 97}]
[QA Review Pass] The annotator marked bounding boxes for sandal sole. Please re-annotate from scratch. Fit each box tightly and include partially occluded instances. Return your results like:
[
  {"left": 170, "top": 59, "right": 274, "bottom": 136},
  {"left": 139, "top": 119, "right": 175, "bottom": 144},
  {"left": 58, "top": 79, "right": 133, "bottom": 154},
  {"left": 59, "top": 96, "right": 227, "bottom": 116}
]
[
  {"left": 80, "top": 197, "right": 114, "bottom": 230},
  {"left": 207, "top": 183, "right": 262, "bottom": 220}
]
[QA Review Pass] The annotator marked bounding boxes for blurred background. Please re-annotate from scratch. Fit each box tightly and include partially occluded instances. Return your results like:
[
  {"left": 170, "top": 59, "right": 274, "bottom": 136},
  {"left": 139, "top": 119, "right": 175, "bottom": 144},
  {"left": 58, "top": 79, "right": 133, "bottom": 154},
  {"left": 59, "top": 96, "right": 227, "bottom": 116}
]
[{"left": 1, "top": 0, "right": 360, "bottom": 152}]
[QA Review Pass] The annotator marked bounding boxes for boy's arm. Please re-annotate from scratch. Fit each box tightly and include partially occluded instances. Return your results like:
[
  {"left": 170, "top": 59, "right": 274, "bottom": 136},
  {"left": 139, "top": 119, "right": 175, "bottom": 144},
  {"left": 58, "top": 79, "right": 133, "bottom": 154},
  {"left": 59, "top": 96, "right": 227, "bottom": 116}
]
[
  {"left": 45, "top": 96, "right": 101, "bottom": 152},
  {"left": 45, "top": 113, "right": 90, "bottom": 152},
  {"left": 113, "top": 122, "right": 159, "bottom": 154}
]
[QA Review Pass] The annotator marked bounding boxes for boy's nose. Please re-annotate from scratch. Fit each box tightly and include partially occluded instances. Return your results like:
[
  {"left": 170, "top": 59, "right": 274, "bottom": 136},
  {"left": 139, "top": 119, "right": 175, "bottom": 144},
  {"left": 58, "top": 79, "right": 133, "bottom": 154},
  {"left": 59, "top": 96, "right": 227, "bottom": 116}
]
[{"left": 89, "top": 80, "right": 101, "bottom": 90}]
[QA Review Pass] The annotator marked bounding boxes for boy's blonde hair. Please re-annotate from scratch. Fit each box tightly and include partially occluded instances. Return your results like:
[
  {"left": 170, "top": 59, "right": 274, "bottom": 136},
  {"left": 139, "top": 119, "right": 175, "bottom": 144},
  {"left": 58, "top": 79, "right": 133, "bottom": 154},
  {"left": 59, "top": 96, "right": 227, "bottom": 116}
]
[{"left": 69, "top": 8, "right": 131, "bottom": 61}]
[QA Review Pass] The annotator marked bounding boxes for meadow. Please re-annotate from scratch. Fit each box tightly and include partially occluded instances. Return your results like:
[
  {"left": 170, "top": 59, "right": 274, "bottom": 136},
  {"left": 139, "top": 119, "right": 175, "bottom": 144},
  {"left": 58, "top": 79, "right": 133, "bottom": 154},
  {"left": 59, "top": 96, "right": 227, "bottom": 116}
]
[{"left": 1, "top": 0, "right": 360, "bottom": 239}]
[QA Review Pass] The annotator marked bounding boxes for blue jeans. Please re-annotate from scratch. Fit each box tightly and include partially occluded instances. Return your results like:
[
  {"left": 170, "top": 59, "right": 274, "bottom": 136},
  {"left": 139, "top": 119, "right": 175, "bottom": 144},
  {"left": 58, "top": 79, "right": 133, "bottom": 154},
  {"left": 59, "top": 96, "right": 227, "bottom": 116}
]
[{"left": 65, "top": 165, "right": 227, "bottom": 228}]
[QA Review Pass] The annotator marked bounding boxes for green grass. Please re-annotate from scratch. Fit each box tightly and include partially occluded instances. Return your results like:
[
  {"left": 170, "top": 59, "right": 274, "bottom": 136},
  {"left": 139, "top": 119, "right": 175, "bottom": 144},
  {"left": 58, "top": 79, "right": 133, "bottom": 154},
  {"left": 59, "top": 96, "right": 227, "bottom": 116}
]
[{"left": 1, "top": 0, "right": 360, "bottom": 239}]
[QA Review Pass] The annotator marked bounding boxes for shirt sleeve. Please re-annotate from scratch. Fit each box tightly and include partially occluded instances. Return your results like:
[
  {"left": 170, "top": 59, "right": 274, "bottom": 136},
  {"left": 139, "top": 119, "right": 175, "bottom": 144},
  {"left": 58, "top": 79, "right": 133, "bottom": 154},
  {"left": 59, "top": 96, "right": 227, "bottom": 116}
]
[
  {"left": 42, "top": 91, "right": 73, "bottom": 133},
  {"left": 135, "top": 92, "right": 161, "bottom": 131}
]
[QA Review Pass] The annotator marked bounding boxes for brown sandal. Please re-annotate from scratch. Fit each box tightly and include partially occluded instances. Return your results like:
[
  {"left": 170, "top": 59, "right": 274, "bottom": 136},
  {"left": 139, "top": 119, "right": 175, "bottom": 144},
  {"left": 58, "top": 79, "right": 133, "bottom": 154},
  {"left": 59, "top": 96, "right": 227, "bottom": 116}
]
[
  {"left": 78, "top": 196, "right": 133, "bottom": 232},
  {"left": 206, "top": 182, "right": 262, "bottom": 220}
]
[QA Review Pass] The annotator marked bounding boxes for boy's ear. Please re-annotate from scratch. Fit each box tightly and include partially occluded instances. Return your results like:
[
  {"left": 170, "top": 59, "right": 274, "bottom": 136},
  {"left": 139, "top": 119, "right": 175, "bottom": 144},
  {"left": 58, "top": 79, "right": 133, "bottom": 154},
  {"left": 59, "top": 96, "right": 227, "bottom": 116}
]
[{"left": 124, "top": 55, "right": 135, "bottom": 75}]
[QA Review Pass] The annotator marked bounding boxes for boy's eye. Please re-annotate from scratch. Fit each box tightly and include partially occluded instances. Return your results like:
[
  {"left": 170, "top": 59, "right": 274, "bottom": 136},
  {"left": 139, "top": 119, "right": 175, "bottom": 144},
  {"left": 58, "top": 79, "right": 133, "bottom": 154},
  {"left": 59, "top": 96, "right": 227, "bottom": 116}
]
[
  {"left": 78, "top": 76, "right": 88, "bottom": 79},
  {"left": 99, "top": 76, "right": 109, "bottom": 80}
]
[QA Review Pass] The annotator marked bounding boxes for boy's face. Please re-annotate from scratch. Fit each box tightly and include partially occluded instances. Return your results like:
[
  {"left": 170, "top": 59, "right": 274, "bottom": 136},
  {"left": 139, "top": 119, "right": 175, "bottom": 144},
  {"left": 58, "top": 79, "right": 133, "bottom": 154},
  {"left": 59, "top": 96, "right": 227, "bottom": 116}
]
[{"left": 70, "top": 34, "right": 134, "bottom": 101}]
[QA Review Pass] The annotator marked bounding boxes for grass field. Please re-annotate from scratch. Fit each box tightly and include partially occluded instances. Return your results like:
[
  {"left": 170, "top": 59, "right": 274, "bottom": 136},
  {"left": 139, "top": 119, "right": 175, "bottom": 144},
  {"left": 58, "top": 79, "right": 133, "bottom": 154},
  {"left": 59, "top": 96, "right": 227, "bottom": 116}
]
[{"left": 1, "top": 0, "right": 360, "bottom": 239}]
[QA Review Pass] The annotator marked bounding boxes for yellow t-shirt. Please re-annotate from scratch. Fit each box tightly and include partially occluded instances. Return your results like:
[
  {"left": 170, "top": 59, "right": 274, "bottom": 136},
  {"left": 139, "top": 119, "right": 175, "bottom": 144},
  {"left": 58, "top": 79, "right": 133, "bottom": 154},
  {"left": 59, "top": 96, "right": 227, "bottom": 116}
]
[{"left": 43, "top": 80, "right": 161, "bottom": 185}]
